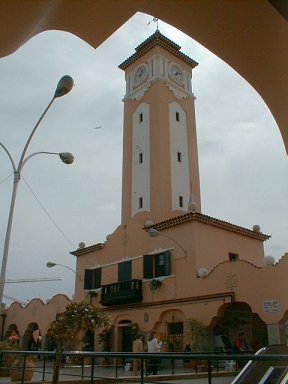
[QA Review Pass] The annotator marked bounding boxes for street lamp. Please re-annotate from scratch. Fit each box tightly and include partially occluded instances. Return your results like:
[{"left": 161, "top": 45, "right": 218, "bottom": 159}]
[
  {"left": 0, "top": 75, "right": 74, "bottom": 311},
  {"left": 46, "top": 262, "right": 81, "bottom": 280},
  {"left": 146, "top": 228, "right": 187, "bottom": 256}
]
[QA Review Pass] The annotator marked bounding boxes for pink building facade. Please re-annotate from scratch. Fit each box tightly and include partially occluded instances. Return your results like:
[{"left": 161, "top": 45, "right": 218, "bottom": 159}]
[{"left": 71, "top": 32, "right": 286, "bottom": 353}]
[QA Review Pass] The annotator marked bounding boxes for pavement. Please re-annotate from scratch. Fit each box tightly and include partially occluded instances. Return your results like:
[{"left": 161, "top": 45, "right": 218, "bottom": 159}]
[{"left": 0, "top": 361, "right": 238, "bottom": 383}]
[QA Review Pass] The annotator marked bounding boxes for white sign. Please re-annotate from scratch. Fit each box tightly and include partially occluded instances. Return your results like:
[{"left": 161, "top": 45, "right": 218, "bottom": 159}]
[{"left": 263, "top": 300, "right": 280, "bottom": 313}]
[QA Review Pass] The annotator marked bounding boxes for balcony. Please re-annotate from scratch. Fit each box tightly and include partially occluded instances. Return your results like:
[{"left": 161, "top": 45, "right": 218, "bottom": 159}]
[{"left": 100, "top": 279, "right": 143, "bottom": 306}]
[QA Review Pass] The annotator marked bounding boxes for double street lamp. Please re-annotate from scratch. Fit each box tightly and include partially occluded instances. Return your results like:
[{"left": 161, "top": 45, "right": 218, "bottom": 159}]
[{"left": 0, "top": 76, "right": 74, "bottom": 310}]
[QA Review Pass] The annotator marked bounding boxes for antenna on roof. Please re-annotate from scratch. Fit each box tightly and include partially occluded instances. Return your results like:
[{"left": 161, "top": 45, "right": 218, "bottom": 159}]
[{"left": 147, "top": 17, "right": 159, "bottom": 31}]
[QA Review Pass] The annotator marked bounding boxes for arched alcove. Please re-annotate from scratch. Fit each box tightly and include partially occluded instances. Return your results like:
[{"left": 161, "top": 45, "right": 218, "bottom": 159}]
[{"left": 211, "top": 301, "right": 268, "bottom": 352}]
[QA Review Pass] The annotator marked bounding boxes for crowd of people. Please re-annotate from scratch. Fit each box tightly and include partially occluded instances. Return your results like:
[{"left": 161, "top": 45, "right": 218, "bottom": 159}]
[
  {"left": 132, "top": 331, "right": 163, "bottom": 375},
  {"left": 131, "top": 330, "right": 253, "bottom": 376},
  {"left": 5, "top": 326, "right": 42, "bottom": 351},
  {"left": 5, "top": 326, "right": 253, "bottom": 375}
]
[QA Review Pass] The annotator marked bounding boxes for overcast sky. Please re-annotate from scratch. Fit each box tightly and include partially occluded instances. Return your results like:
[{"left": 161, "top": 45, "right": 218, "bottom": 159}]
[{"left": 0, "top": 12, "right": 287, "bottom": 306}]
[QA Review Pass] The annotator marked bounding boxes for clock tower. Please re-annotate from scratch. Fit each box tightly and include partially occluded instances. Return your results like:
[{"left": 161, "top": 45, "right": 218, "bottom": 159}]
[{"left": 119, "top": 30, "right": 201, "bottom": 225}]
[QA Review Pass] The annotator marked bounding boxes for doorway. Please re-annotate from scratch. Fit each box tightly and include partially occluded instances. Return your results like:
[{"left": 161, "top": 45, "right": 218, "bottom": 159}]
[{"left": 118, "top": 320, "right": 133, "bottom": 352}]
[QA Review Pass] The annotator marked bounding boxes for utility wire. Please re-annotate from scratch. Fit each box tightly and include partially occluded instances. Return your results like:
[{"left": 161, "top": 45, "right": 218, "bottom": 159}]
[
  {"left": 0, "top": 172, "right": 13, "bottom": 186},
  {"left": 22, "top": 176, "right": 76, "bottom": 248}
]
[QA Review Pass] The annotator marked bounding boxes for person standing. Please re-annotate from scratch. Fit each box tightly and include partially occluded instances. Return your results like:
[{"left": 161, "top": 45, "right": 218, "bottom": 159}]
[
  {"left": 32, "top": 328, "right": 42, "bottom": 351},
  {"left": 133, "top": 334, "right": 143, "bottom": 375},
  {"left": 8, "top": 330, "right": 20, "bottom": 345},
  {"left": 234, "top": 332, "right": 249, "bottom": 353},
  {"left": 146, "top": 331, "right": 161, "bottom": 375},
  {"left": 234, "top": 332, "right": 249, "bottom": 368}
]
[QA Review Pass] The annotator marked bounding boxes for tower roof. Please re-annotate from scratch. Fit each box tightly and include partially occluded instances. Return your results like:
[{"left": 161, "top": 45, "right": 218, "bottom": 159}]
[{"left": 119, "top": 30, "right": 198, "bottom": 70}]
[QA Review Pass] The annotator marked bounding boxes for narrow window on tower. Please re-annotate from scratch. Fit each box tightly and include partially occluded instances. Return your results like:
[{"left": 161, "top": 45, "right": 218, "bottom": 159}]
[
  {"left": 177, "top": 152, "right": 182, "bottom": 162},
  {"left": 176, "top": 111, "right": 180, "bottom": 122},
  {"left": 139, "top": 152, "right": 143, "bottom": 164},
  {"left": 139, "top": 113, "right": 143, "bottom": 123},
  {"left": 139, "top": 197, "right": 143, "bottom": 209},
  {"left": 179, "top": 196, "right": 183, "bottom": 208}
]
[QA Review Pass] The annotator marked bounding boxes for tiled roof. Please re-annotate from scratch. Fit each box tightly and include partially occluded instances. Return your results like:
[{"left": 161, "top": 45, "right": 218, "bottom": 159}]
[
  {"left": 71, "top": 211, "right": 269, "bottom": 257},
  {"left": 119, "top": 29, "right": 198, "bottom": 70},
  {"left": 145, "top": 211, "right": 270, "bottom": 241}
]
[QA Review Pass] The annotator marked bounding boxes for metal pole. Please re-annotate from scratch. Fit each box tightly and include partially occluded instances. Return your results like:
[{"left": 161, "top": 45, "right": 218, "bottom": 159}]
[
  {"left": 0, "top": 172, "right": 21, "bottom": 312},
  {"left": 158, "top": 231, "right": 187, "bottom": 256},
  {"left": 90, "top": 356, "right": 95, "bottom": 384},
  {"left": 140, "top": 358, "right": 144, "bottom": 384},
  {"left": 42, "top": 355, "right": 46, "bottom": 382},
  {"left": 0, "top": 97, "right": 56, "bottom": 311},
  {"left": 148, "top": 228, "right": 187, "bottom": 256},
  {"left": 53, "top": 264, "right": 80, "bottom": 279},
  {"left": 81, "top": 356, "right": 84, "bottom": 379},
  {"left": 208, "top": 359, "right": 212, "bottom": 384}
]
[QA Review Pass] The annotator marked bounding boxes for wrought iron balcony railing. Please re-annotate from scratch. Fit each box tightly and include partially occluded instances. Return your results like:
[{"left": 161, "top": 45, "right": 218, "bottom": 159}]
[{"left": 100, "top": 279, "right": 143, "bottom": 306}]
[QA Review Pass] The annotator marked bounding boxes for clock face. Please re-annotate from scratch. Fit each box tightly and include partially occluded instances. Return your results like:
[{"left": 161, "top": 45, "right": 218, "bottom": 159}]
[
  {"left": 169, "top": 64, "right": 184, "bottom": 85},
  {"left": 134, "top": 65, "right": 147, "bottom": 86}
]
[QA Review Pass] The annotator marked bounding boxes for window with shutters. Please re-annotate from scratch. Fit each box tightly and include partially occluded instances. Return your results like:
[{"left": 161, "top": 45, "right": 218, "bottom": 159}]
[
  {"left": 118, "top": 260, "right": 132, "bottom": 282},
  {"left": 84, "top": 268, "right": 102, "bottom": 290},
  {"left": 143, "top": 251, "right": 171, "bottom": 279}
]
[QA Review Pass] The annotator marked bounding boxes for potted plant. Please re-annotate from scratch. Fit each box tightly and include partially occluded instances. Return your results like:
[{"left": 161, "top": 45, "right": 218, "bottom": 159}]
[
  {"left": 9, "top": 355, "right": 35, "bottom": 382},
  {"left": 149, "top": 279, "right": 162, "bottom": 292},
  {"left": 0, "top": 340, "right": 35, "bottom": 381},
  {"left": 0, "top": 340, "right": 19, "bottom": 376},
  {"left": 185, "top": 319, "right": 214, "bottom": 370},
  {"left": 48, "top": 301, "right": 111, "bottom": 384}
]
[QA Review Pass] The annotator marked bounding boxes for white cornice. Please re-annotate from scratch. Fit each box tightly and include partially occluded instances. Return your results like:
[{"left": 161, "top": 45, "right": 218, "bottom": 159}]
[
  {"left": 123, "top": 77, "right": 195, "bottom": 101},
  {"left": 166, "top": 82, "right": 195, "bottom": 100},
  {"left": 123, "top": 82, "right": 152, "bottom": 101}
]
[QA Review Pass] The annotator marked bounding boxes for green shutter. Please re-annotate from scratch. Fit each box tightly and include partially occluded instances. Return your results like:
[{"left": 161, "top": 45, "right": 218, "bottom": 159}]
[
  {"left": 94, "top": 268, "right": 102, "bottom": 289},
  {"left": 118, "top": 261, "right": 132, "bottom": 282},
  {"left": 163, "top": 251, "right": 170, "bottom": 276},
  {"left": 143, "top": 255, "right": 153, "bottom": 279},
  {"left": 84, "top": 269, "right": 93, "bottom": 290}
]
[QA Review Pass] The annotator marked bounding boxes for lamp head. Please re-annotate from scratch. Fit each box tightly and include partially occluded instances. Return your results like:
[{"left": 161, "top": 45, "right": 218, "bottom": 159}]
[
  {"left": 59, "top": 152, "right": 74, "bottom": 164},
  {"left": 54, "top": 75, "right": 74, "bottom": 98},
  {"left": 147, "top": 228, "right": 160, "bottom": 237},
  {"left": 46, "top": 262, "right": 56, "bottom": 268}
]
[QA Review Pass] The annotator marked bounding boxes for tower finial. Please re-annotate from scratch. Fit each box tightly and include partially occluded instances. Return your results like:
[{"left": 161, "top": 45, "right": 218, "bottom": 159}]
[{"left": 147, "top": 17, "right": 159, "bottom": 31}]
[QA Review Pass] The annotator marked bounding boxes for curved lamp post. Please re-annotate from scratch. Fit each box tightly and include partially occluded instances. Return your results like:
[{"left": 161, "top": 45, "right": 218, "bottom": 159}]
[
  {"left": 0, "top": 76, "right": 74, "bottom": 311},
  {"left": 46, "top": 262, "right": 81, "bottom": 281},
  {"left": 147, "top": 228, "right": 187, "bottom": 256}
]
